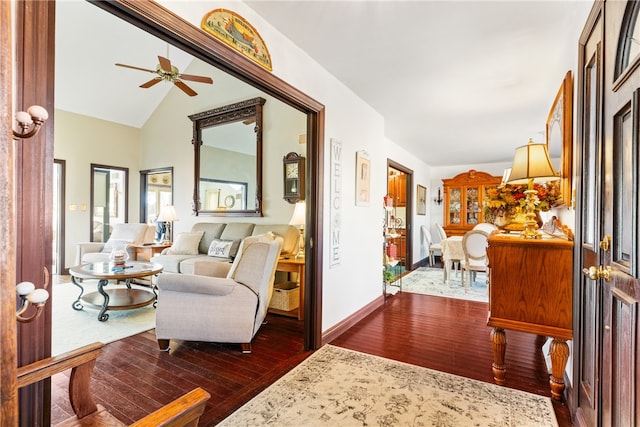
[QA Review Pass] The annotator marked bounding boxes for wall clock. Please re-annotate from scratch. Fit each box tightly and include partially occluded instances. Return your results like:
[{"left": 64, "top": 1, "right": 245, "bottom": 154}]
[{"left": 283, "top": 152, "right": 305, "bottom": 204}]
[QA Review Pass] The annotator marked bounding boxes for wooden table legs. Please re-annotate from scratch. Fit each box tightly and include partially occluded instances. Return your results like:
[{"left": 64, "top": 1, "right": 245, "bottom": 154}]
[
  {"left": 490, "top": 327, "right": 507, "bottom": 385},
  {"left": 490, "top": 327, "right": 569, "bottom": 400},
  {"left": 549, "top": 338, "right": 570, "bottom": 400}
]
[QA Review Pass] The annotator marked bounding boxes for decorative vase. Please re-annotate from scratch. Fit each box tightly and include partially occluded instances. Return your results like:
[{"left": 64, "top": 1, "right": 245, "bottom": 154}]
[{"left": 109, "top": 242, "right": 129, "bottom": 266}]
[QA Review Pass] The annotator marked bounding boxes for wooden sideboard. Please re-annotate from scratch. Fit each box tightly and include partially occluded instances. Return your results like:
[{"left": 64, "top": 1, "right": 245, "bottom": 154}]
[
  {"left": 442, "top": 169, "right": 501, "bottom": 236},
  {"left": 486, "top": 233, "right": 573, "bottom": 400}
]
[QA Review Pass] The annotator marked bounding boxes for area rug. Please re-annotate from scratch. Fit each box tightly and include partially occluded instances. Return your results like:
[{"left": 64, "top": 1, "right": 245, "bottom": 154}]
[
  {"left": 398, "top": 267, "right": 488, "bottom": 302},
  {"left": 52, "top": 281, "right": 156, "bottom": 356},
  {"left": 219, "top": 345, "right": 558, "bottom": 426}
]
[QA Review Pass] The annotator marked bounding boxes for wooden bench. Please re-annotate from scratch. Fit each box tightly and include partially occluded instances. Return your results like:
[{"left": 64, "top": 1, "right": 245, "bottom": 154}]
[{"left": 17, "top": 342, "right": 210, "bottom": 426}]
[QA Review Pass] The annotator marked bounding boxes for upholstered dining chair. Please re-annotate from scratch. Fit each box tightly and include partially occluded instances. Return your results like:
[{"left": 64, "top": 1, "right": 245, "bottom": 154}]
[
  {"left": 473, "top": 222, "right": 498, "bottom": 235},
  {"left": 435, "top": 222, "right": 460, "bottom": 278},
  {"left": 421, "top": 225, "right": 441, "bottom": 266},
  {"left": 460, "top": 229, "right": 489, "bottom": 291},
  {"left": 155, "top": 233, "right": 282, "bottom": 353}
]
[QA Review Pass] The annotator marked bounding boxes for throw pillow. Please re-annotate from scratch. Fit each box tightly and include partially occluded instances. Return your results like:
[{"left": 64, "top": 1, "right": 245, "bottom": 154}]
[
  {"left": 207, "top": 238, "right": 239, "bottom": 259},
  {"left": 167, "top": 231, "right": 204, "bottom": 255}
]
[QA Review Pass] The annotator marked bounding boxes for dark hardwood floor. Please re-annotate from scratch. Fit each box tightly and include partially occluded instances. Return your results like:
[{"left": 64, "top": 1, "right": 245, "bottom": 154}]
[{"left": 51, "top": 288, "right": 573, "bottom": 426}]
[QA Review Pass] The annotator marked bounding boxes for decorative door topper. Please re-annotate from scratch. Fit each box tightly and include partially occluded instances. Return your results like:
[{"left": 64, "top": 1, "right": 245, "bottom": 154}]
[{"left": 201, "top": 9, "right": 273, "bottom": 71}]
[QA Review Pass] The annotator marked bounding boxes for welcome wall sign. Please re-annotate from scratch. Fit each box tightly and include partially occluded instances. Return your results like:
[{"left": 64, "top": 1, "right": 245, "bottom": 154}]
[
  {"left": 330, "top": 138, "right": 342, "bottom": 267},
  {"left": 201, "top": 9, "right": 273, "bottom": 71}
]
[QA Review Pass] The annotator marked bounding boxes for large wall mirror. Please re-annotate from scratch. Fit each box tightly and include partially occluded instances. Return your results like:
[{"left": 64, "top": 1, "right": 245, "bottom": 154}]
[
  {"left": 190, "top": 97, "right": 266, "bottom": 216},
  {"left": 546, "top": 70, "right": 573, "bottom": 206}
]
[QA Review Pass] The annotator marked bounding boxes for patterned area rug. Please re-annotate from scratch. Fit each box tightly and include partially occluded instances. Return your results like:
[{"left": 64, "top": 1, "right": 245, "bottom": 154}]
[
  {"left": 397, "top": 267, "right": 488, "bottom": 302},
  {"left": 52, "top": 281, "right": 155, "bottom": 356},
  {"left": 219, "top": 345, "right": 558, "bottom": 426}
]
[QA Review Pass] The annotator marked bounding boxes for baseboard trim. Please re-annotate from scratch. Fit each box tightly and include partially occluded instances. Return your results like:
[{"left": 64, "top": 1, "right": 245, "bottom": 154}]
[{"left": 321, "top": 295, "right": 385, "bottom": 345}]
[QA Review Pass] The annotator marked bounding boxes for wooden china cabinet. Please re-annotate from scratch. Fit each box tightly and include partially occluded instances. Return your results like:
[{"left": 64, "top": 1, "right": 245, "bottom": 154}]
[{"left": 442, "top": 169, "right": 501, "bottom": 236}]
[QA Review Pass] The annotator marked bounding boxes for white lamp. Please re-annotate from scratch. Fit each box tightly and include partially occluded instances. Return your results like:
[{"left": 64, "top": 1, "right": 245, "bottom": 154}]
[
  {"left": 157, "top": 205, "right": 179, "bottom": 245},
  {"left": 289, "top": 201, "right": 306, "bottom": 259},
  {"left": 507, "top": 138, "right": 560, "bottom": 239}
]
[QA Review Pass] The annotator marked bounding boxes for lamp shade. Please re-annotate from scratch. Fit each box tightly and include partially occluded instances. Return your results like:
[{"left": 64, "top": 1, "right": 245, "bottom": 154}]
[
  {"left": 507, "top": 139, "right": 559, "bottom": 184},
  {"left": 157, "top": 205, "right": 179, "bottom": 222},
  {"left": 289, "top": 201, "right": 306, "bottom": 227}
]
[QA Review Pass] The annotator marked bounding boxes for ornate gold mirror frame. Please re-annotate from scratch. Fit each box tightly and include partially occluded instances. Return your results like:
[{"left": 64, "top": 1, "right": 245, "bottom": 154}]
[{"left": 546, "top": 70, "right": 573, "bottom": 206}]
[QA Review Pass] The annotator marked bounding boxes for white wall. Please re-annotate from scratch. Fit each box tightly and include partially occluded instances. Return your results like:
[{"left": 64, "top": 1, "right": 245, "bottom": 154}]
[{"left": 54, "top": 110, "right": 142, "bottom": 268}]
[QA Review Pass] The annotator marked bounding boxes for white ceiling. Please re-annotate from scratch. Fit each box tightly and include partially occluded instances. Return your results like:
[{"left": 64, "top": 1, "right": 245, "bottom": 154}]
[{"left": 56, "top": 0, "right": 594, "bottom": 167}]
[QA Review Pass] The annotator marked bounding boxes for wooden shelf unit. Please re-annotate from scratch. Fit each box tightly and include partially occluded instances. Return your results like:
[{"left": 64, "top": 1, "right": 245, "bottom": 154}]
[{"left": 442, "top": 169, "right": 501, "bottom": 236}]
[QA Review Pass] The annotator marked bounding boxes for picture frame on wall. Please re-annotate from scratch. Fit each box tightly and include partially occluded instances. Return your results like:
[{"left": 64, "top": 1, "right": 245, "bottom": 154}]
[
  {"left": 417, "top": 184, "right": 427, "bottom": 215},
  {"left": 355, "top": 150, "right": 370, "bottom": 206}
]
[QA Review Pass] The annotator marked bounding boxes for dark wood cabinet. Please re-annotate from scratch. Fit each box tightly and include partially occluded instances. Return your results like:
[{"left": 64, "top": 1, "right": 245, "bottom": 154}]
[
  {"left": 442, "top": 169, "right": 501, "bottom": 236},
  {"left": 388, "top": 173, "right": 406, "bottom": 207},
  {"left": 486, "top": 233, "right": 573, "bottom": 400}
]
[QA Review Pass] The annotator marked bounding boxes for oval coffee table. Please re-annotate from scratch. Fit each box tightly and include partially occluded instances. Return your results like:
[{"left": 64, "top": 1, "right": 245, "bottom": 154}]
[{"left": 69, "top": 261, "right": 163, "bottom": 322}]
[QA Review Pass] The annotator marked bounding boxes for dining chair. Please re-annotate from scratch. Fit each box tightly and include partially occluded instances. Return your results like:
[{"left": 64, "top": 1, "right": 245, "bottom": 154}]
[
  {"left": 435, "top": 222, "right": 459, "bottom": 278},
  {"left": 420, "top": 225, "right": 441, "bottom": 267},
  {"left": 460, "top": 229, "right": 489, "bottom": 291},
  {"left": 473, "top": 222, "right": 498, "bottom": 235}
]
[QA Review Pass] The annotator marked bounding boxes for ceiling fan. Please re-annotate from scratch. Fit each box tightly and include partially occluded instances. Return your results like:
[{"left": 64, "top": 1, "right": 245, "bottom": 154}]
[{"left": 115, "top": 55, "right": 213, "bottom": 97}]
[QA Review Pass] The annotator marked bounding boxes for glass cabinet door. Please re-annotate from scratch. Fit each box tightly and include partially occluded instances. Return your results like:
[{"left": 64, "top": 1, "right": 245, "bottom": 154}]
[
  {"left": 465, "top": 187, "right": 480, "bottom": 225},
  {"left": 448, "top": 187, "right": 461, "bottom": 225}
]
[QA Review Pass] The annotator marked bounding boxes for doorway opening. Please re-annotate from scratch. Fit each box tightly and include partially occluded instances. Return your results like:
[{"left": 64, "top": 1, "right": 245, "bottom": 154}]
[
  {"left": 90, "top": 164, "right": 128, "bottom": 243},
  {"left": 140, "top": 167, "right": 173, "bottom": 242},
  {"left": 386, "top": 160, "right": 414, "bottom": 279},
  {"left": 53, "top": 159, "right": 66, "bottom": 274}
]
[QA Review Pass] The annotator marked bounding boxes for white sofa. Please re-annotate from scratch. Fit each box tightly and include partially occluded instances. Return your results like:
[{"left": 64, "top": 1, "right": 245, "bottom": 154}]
[
  {"left": 75, "top": 223, "right": 156, "bottom": 265},
  {"left": 150, "top": 222, "right": 299, "bottom": 277}
]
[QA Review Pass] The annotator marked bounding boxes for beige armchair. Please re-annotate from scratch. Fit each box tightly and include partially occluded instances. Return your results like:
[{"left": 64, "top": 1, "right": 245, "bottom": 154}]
[
  {"left": 75, "top": 223, "right": 155, "bottom": 265},
  {"left": 155, "top": 234, "right": 282, "bottom": 353}
]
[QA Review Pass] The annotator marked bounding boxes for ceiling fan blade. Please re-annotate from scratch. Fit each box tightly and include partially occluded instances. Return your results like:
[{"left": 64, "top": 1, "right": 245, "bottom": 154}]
[
  {"left": 174, "top": 80, "right": 197, "bottom": 97},
  {"left": 140, "top": 77, "right": 163, "bottom": 88},
  {"left": 179, "top": 73, "right": 213, "bottom": 84},
  {"left": 115, "top": 63, "right": 156, "bottom": 73},
  {"left": 157, "top": 56, "right": 172, "bottom": 73}
]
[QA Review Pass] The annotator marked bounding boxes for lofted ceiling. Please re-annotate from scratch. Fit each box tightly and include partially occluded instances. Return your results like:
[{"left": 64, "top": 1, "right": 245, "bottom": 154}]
[{"left": 56, "top": 0, "right": 594, "bottom": 167}]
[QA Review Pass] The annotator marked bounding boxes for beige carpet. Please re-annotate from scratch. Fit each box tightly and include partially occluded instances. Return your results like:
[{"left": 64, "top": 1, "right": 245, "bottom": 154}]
[
  {"left": 52, "top": 281, "right": 155, "bottom": 356},
  {"left": 398, "top": 267, "right": 488, "bottom": 302},
  {"left": 219, "top": 345, "right": 558, "bottom": 427}
]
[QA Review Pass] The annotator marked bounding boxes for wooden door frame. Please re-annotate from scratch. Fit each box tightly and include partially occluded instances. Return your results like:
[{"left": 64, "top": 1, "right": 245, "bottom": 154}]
[
  {"left": 95, "top": 1, "right": 325, "bottom": 352},
  {"left": 1, "top": 0, "right": 18, "bottom": 423},
  {"left": 2, "top": 0, "right": 325, "bottom": 421}
]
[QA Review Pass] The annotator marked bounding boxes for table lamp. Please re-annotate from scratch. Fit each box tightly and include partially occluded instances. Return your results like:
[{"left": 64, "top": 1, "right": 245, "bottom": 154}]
[
  {"left": 289, "top": 201, "right": 306, "bottom": 259},
  {"left": 157, "top": 205, "right": 179, "bottom": 245},
  {"left": 507, "top": 138, "right": 560, "bottom": 239}
]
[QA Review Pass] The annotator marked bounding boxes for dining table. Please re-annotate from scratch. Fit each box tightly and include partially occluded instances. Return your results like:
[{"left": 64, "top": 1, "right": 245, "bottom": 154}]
[{"left": 441, "top": 236, "right": 464, "bottom": 284}]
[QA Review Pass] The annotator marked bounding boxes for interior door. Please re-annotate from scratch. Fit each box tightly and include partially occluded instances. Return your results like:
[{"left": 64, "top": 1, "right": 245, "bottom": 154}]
[
  {"left": 575, "top": 4, "right": 604, "bottom": 426},
  {"left": 576, "top": 2, "right": 640, "bottom": 425},
  {"left": 599, "top": 2, "right": 640, "bottom": 425}
]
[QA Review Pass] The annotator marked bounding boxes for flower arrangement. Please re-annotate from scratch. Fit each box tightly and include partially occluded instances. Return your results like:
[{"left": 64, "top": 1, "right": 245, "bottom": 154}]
[{"left": 483, "top": 181, "right": 561, "bottom": 222}]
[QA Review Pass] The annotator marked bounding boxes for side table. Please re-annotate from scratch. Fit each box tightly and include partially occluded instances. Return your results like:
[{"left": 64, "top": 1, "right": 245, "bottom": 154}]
[
  {"left": 272, "top": 256, "right": 305, "bottom": 320},
  {"left": 130, "top": 243, "right": 171, "bottom": 261}
]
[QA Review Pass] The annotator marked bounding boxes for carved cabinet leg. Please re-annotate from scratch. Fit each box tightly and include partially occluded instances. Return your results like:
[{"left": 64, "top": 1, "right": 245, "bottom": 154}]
[
  {"left": 491, "top": 327, "right": 507, "bottom": 385},
  {"left": 549, "top": 338, "right": 570, "bottom": 400}
]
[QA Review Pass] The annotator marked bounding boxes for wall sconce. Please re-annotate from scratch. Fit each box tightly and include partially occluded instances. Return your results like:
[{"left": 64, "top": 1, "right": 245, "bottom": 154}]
[
  {"left": 433, "top": 187, "right": 443, "bottom": 205},
  {"left": 13, "top": 105, "right": 49, "bottom": 140},
  {"left": 16, "top": 268, "right": 50, "bottom": 323}
]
